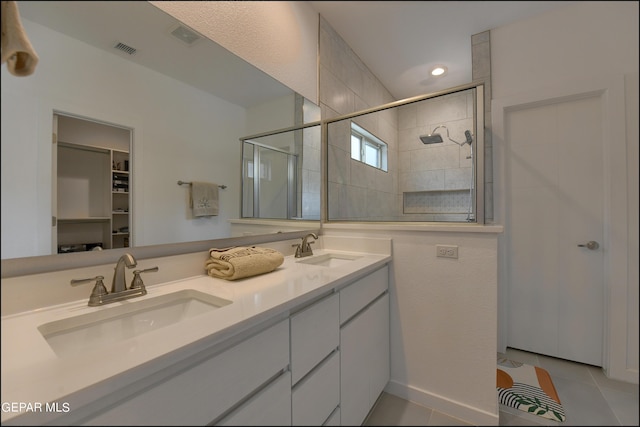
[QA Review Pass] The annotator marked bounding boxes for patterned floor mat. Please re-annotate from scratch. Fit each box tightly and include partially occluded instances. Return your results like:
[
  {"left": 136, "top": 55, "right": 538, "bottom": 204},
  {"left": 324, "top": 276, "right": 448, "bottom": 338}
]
[{"left": 497, "top": 357, "right": 566, "bottom": 422}]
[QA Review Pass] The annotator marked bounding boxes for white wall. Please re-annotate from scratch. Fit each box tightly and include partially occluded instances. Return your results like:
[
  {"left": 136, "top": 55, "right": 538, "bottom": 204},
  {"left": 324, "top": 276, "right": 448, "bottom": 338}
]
[
  {"left": 150, "top": 1, "right": 319, "bottom": 105},
  {"left": 1, "top": 18, "right": 246, "bottom": 259},
  {"left": 323, "top": 225, "right": 501, "bottom": 425},
  {"left": 491, "top": 1, "right": 638, "bottom": 382}
]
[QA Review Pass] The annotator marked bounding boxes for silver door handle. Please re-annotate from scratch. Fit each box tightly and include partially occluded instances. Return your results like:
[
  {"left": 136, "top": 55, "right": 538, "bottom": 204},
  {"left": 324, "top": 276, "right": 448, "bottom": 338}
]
[{"left": 578, "top": 241, "right": 599, "bottom": 250}]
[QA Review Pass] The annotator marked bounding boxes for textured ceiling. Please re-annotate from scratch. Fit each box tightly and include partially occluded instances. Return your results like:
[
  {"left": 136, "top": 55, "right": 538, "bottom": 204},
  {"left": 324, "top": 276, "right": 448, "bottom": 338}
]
[{"left": 309, "top": 1, "right": 575, "bottom": 99}]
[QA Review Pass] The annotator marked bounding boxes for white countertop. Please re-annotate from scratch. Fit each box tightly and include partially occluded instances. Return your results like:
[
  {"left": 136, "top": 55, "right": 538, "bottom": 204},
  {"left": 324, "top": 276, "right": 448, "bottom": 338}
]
[{"left": 1, "top": 248, "right": 390, "bottom": 424}]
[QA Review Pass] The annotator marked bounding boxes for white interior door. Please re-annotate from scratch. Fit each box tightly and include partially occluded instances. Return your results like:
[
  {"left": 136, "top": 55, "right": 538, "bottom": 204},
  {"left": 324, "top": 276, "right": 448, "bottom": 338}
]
[{"left": 505, "top": 94, "right": 604, "bottom": 366}]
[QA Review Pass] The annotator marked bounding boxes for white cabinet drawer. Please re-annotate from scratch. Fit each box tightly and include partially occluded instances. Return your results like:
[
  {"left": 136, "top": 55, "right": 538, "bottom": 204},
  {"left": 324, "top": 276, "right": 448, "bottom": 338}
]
[
  {"left": 323, "top": 406, "right": 340, "bottom": 426},
  {"left": 290, "top": 292, "right": 339, "bottom": 385},
  {"left": 216, "top": 371, "right": 292, "bottom": 426},
  {"left": 292, "top": 350, "right": 340, "bottom": 426},
  {"left": 340, "top": 265, "right": 388, "bottom": 324},
  {"left": 84, "top": 319, "right": 289, "bottom": 426}
]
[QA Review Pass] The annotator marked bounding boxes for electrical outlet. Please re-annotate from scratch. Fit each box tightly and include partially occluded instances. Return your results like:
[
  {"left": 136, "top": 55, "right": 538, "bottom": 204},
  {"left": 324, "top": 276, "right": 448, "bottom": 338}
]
[{"left": 436, "top": 245, "right": 458, "bottom": 259}]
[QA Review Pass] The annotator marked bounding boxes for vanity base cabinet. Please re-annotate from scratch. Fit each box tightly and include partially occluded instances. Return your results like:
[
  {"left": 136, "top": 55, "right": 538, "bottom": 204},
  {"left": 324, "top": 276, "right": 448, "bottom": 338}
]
[
  {"left": 81, "top": 319, "right": 290, "bottom": 426},
  {"left": 323, "top": 407, "right": 341, "bottom": 426},
  {"left": 41, "top": 263, "right": 389, "bottom": 426},
  {"left": 292, "top": 350, "right": 340, "bottom": 426},
  {"left": 217, "top": 371, "right": 292, "bottom": 426},
  {"left": 339, "top": 266, "right": 390, "bottom": 426},
  {"left": 290, "top": 293, "right": 340, "bottom": 425}
]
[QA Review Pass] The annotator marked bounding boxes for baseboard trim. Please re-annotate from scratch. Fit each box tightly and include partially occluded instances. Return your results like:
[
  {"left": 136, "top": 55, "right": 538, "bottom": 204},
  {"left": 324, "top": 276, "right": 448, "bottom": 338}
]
[{"left": 384, "top": 380, "right": 499, "bottom": 426}]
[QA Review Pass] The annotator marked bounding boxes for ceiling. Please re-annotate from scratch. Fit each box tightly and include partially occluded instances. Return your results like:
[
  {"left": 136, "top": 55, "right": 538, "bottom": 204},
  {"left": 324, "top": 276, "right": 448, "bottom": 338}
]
[
  {"left": 17, "top": 1, "right": 576, "bottom": 107},
  {"left": 308, "top": 1, "right": 575, "bottom": 100},
  {"left": 16, "top": 1, "right": 293, "bottom": 108}
]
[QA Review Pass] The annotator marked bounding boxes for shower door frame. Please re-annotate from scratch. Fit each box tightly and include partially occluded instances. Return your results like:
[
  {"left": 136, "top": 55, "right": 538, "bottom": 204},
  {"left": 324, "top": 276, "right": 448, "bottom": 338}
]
[
  {"left": 246, "top": 140, "right": 297, "bottom": 219},
  {"left": 240, "top": 121, "right": 322, "bottom": 220}
]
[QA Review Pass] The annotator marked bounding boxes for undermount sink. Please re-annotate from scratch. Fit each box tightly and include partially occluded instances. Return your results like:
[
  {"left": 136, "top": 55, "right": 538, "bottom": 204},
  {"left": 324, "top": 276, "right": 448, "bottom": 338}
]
[
  {"left": 38, "top": 289, "right": 232, "bottom": 357},
  {"left": 296, "top": 253, "right": 362, "bottom": 267}
]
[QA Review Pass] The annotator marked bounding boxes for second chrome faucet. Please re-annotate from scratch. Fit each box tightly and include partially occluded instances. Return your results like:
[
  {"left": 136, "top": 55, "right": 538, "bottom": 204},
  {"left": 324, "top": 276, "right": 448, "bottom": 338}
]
[{"left": 293, "top": 233, "right": 318, "bottom": 258}]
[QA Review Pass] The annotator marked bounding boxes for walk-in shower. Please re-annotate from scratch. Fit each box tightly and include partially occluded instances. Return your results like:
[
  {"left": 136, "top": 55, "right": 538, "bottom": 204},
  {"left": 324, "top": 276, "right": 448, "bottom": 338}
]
[
  {"left": 325, "top": 82, "right": 484, "bottom": 224},
  {"left": 419, "top": 125, "right": 475, "bottom": 221}
]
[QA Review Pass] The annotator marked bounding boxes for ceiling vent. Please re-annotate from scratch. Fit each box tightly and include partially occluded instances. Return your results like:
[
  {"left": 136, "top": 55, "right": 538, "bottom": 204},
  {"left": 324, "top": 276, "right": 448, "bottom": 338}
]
[
  {"left": 169, "top": 23, "right": 202, "bottom": 46},
  {"left": 113, "top": 41, "right": 137, "bottom": 56}
]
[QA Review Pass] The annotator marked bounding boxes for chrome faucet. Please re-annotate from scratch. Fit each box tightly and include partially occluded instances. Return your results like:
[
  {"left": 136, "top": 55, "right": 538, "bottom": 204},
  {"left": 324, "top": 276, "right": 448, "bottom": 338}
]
[
  {"left": 293, "top": 233, "right": 318, "bottom": 258},
  {"left": 70, "top": 253, "right": 158, "bottom": 306},
  {"left": 112, "top": 253, "right": 137, "bottom": 293}
]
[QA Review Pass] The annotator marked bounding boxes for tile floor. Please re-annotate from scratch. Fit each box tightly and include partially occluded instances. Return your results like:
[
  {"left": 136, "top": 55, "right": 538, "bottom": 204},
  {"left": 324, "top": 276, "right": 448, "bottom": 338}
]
[{"left": 364, "top": 348, "right": 639, "bottom": 426}]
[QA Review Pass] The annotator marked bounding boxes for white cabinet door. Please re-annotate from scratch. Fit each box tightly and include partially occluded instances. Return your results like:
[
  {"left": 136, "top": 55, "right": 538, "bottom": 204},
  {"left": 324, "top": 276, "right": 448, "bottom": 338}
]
[
  {"left": 217, "top": 372, "right": 291, "bottom": 426},
  {"left": 340, "top": 293, "right": 390, "bottom": 426}
]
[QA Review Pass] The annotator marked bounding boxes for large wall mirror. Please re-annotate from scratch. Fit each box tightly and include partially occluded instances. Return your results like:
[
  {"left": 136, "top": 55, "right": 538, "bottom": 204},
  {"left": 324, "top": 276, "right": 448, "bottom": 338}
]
[{"left": 1, "top": 1, "right": 321, "bottom": 263}]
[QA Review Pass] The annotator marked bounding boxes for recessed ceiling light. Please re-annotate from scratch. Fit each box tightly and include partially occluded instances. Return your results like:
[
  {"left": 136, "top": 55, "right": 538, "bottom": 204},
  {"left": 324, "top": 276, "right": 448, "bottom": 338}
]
[{"left": 430, "top": 66, "right": 448, "bottom": 77}]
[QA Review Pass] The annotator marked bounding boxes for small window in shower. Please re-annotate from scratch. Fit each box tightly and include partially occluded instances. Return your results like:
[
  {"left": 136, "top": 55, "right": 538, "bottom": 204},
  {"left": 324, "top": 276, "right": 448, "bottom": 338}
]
[{"left": 350, "top": 122, "right": 388, "bottom": 172}]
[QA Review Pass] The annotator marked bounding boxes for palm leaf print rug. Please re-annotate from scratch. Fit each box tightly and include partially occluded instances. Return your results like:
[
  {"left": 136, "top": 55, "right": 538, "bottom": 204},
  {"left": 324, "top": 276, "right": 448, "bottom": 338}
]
[{"left": 497, "top": 357, "right": 566, "bottom": 422}]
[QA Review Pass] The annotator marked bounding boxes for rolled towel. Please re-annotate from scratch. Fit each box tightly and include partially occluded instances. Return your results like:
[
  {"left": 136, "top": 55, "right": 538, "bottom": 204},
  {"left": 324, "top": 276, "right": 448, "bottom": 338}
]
[
  {"left": 205, "top": 246, "right": 284, "bottom": 281},
  {"left": 1, "top": 1, "right": 39, "bottom": 76}
]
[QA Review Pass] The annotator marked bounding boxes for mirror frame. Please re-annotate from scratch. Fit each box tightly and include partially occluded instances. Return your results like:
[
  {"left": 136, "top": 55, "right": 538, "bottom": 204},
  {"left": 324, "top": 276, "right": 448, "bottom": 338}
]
[{"left": 0, "top": 229, "right": 320, "bottom": 279}]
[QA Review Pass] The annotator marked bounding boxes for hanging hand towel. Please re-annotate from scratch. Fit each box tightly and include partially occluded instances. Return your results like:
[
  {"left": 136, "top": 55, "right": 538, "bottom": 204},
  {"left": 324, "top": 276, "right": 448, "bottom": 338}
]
[
  {"left": 205, "top": 246, "right": 284, "bottom": 280},
  {"left": 1, "top": 1, "right": 39, "bottom": 76},
  {"left": 190, "top": 181, "right": 219, "bottom": 217}
]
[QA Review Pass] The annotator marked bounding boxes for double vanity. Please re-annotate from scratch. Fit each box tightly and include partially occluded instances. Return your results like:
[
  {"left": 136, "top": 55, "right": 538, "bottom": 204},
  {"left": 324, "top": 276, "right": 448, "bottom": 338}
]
[{"left": 1, "top": 237, "right": 392, "bottom": 426}]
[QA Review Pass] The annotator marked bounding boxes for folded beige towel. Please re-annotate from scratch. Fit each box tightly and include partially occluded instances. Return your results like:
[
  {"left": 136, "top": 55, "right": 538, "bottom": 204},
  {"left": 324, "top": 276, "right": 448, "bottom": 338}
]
[
  {"left": 190, "top": 181, "right": 219, "bottom": 217},
  {"left": 205, "top": 246, "right": 284, "bottom": 281},
  {"left": 1, "top": 1, "right": 39, "bottom": 76}
]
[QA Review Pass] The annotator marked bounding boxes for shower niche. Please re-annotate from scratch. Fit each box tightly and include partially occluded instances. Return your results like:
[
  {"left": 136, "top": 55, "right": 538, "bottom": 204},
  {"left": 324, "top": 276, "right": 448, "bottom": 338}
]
[{"left": 326, "top": 84, "right": 483, "bottom": 223}]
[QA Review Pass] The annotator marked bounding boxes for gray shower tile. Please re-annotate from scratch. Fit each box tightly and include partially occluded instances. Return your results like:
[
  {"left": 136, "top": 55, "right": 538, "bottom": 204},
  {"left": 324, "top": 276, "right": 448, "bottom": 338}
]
[
  {"left": 551, "top": 375, "right": 620, "bottom": 426},
  {"left": 599, "top": 386, "right": 640, "bottom": 426}
]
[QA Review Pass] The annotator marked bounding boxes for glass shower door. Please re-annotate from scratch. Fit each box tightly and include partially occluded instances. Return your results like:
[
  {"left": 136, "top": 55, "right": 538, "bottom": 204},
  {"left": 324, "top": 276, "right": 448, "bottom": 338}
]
[{"left": 242, "top": 141, "right": 298, "bottom": 219}]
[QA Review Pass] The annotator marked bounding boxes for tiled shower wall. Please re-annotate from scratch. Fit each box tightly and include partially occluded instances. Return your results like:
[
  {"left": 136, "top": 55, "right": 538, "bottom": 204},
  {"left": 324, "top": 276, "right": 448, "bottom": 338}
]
[
  {"left": 398, "top": 90, "right": 475, "bottom": 221},
  {"left": 300, "top": 95, "right": 322, "bottom": 219},
  {"left": 320, "top": 16, "right": 493, "bottom": 222},
  {"left": 320, "top": 15, "right": 399, "bottom": 221}
]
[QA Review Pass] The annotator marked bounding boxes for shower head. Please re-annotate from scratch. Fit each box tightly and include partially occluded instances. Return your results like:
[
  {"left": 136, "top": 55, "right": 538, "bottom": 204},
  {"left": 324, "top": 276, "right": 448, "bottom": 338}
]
[
  {"left": 420, "top": 125, "right": 447, "bottom": 144},
  {"left": 419, "top": 133, "right": 443, "bottom": 144},
  {"left": 464, "top": 130, "right": 473, "bottom": 145},
  {"left": 420, "top": 125, "right": 474, "bottom": 146}
]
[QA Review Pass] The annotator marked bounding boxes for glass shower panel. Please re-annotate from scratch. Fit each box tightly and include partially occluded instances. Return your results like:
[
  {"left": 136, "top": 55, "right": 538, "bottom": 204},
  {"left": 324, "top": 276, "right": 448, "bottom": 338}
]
[
  {"left": 256, "top": 145, "right": 294, "bottom": 219},
  {"left": 326, "top": 85, "right": 482, "bottom": 223},
  {"left": 242, "top": 141, "right": 254, "bottom": 218}
]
